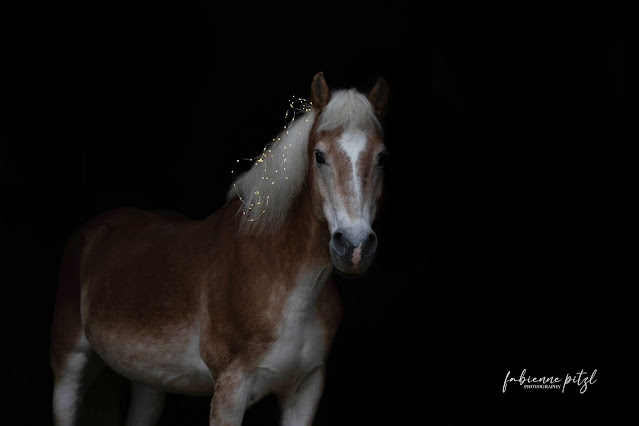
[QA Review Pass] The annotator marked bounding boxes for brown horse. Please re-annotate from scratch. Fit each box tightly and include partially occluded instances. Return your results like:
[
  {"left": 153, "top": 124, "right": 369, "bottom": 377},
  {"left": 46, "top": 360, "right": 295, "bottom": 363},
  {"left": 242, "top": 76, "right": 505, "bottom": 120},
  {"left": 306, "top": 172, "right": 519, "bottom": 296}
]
[{"left": 50, "top": 72, "right": 389, "bottom": 425}]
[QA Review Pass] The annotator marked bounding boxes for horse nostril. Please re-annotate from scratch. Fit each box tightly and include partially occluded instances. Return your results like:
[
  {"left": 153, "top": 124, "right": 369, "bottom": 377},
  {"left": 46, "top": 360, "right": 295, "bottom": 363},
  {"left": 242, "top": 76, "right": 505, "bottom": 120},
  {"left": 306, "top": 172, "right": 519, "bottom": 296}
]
[
  {"left": 332, "top": 229, "right": 377, "bottom": 259},
  {"left": 364, "top": 232, "right": 378, "bottom": 256},
  {"left": 332, "top": 232, "right": 346, "bottom": 255}
]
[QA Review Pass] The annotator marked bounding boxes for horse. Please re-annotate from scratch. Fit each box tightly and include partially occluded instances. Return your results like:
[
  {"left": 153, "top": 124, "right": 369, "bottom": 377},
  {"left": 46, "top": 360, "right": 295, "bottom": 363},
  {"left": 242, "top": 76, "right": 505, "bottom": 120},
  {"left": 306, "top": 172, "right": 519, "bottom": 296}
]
[{"left": 50, "top": 72, "right": 389, "bottom": 425}]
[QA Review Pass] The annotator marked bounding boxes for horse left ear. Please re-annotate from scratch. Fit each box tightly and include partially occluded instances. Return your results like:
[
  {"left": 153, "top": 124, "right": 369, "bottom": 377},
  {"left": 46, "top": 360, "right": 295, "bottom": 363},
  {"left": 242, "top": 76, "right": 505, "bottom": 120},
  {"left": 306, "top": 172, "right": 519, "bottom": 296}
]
[
  {"left": 368, "top": 77, "right": 389, "bottom": 120},
  {"left": 311, "top": 72, "right": 331, "bottom": 110}
]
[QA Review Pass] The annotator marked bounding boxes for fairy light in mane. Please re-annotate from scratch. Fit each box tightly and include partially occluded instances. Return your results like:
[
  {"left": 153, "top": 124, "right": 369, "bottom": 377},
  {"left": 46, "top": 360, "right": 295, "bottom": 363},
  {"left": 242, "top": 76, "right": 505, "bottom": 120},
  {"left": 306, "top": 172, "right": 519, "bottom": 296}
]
[{"left": 230, "top": 96, "right": 312, "bottom": 222}]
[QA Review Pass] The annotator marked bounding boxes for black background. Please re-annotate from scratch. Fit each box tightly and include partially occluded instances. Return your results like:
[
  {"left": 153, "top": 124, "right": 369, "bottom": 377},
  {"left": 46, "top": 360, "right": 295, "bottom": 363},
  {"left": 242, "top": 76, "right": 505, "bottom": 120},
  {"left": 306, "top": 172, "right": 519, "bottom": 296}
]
[{"left": 1, "top": 2, "right": 636, "bottom": 425}]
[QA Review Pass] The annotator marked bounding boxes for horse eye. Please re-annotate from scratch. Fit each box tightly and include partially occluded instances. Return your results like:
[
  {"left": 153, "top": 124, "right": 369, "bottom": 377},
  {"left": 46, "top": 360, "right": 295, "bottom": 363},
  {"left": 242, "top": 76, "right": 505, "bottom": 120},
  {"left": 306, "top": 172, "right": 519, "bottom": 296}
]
[
  {"left": 314, "top": 150, "right": 326, "bottom": 165},
  {"left": 377, "top": 151, "right": 389, "bottom": 167}
]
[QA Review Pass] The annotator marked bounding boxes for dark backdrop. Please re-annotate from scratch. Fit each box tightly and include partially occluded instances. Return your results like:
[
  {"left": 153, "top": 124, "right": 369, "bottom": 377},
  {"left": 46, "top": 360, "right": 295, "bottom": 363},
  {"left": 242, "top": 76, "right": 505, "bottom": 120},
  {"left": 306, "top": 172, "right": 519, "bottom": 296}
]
[{"left": 1, "top": 2, "right": 635, "bottom": 425}]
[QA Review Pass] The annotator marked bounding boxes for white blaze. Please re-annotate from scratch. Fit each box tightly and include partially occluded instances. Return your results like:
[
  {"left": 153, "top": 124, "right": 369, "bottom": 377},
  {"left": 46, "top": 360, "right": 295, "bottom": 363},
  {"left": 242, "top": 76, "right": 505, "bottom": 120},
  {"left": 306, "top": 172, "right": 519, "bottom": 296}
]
[{"left": 337, "top": 129, "right": 367, "bottom": 218}]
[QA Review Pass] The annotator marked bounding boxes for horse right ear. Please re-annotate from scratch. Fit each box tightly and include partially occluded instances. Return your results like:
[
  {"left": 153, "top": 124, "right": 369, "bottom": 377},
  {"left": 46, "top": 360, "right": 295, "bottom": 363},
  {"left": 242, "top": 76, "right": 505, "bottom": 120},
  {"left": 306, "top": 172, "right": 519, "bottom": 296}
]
[
  {"left": 368, "top": 77, "right": 389, "bottom": 121},
  {"left": 310, "top": 72, "right": 331, "bottom": 110}
]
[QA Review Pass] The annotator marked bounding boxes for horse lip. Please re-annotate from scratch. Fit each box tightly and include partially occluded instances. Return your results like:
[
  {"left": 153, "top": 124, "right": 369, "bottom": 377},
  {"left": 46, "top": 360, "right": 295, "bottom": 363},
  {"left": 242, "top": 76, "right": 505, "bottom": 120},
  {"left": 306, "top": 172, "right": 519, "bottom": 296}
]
[{"left": 330, "top": 248, "right": 372, "bottom": 278}]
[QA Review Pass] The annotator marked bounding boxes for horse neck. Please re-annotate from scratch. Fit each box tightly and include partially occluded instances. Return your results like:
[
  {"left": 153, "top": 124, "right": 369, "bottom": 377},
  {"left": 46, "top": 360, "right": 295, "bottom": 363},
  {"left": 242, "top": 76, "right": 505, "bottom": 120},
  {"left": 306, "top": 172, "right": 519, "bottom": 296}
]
[
  {"left": 270, "top": 179, "right": 330, "bottom": 268},
  {"left": 283, "top": 180, "right": 331, "bottom": 265},
  {"left": 226, "top": 178, "right": 332, "bottom": 295}
]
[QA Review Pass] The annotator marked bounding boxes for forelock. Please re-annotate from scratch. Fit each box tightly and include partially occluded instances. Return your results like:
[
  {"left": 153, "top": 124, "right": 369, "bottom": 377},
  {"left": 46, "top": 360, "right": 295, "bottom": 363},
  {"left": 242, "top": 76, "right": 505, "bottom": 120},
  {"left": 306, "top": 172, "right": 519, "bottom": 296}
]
[{"left": 317, "top": 89, "right": 381, "bottom": 133}]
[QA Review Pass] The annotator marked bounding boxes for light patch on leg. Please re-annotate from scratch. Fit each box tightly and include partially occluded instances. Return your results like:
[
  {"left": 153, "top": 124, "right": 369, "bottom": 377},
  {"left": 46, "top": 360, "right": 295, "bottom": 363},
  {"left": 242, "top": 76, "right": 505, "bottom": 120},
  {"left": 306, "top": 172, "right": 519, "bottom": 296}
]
[
  {"left": 53, "top": 377, "right": 81, "bottom": 426},
  {"left": 352, "top": 243, "right": 363, "bottom": 266},
  {"left": 52, "top": 351, "right": 91, "bottom": 426}
]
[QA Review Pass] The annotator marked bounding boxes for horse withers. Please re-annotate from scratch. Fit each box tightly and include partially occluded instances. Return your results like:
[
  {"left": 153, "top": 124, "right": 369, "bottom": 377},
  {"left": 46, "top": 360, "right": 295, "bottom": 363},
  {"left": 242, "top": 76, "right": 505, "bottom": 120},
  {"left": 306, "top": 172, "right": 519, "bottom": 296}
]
[{"left": 50, "top": 72, "right": 389, "bottom": 425}]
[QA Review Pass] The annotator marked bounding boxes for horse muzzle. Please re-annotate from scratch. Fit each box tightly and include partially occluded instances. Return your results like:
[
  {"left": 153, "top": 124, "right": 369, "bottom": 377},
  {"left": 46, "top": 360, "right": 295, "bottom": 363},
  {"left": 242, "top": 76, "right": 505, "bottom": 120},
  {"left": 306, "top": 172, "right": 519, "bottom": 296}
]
[{"left": 329, "top": 226, "right": 377, "bottom": 277}]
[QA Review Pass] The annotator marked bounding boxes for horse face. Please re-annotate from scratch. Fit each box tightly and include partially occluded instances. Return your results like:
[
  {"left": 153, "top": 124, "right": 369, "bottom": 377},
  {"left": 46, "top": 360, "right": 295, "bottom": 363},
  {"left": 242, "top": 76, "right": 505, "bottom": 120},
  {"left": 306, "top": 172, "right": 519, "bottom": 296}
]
[
  {"left": 309, "top": 73, "right": 389, "bottom": 277},
  {"left": 312, "top": 127, "right": 387, "bottom": 276}
]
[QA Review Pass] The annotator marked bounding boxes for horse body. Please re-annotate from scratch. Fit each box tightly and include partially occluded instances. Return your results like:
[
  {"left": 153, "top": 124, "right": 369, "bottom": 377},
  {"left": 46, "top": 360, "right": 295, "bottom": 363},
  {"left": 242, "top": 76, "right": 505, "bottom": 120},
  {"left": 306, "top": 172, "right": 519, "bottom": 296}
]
[
  {"left": 79, "top": 207, "right": 223, "bottom": 396},
  {"left": 51, "top": 73, "right": 388, "bottom": 425}
]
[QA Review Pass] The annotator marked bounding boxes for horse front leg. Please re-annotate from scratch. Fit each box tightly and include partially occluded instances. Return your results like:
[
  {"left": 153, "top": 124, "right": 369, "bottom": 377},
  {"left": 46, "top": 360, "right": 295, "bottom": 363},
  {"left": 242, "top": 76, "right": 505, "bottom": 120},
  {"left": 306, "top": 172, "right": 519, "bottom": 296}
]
[
  {"left": 124, "top": 381, "right": 166, "bottom": 426},
  {"left": 209, "top": 369, "right": 248, "bottom": 426},
  {"left": 277, "top": 365, "right": 325, "bottom": 426}
]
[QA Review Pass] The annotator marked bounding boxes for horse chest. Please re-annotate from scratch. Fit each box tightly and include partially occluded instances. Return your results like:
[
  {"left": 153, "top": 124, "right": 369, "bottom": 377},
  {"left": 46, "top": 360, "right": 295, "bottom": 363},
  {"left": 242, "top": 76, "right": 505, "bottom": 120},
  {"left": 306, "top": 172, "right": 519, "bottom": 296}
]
[{"left": 246, "top": 307, "right": 328, "bottom": 401}]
